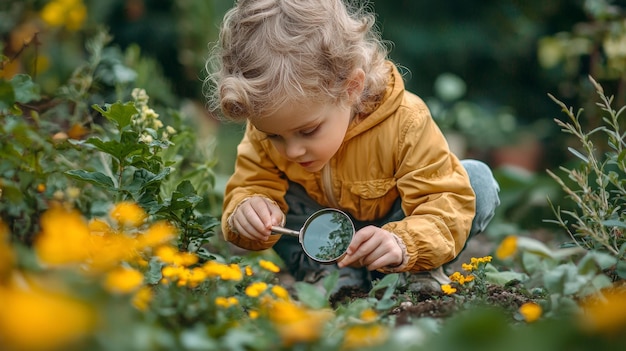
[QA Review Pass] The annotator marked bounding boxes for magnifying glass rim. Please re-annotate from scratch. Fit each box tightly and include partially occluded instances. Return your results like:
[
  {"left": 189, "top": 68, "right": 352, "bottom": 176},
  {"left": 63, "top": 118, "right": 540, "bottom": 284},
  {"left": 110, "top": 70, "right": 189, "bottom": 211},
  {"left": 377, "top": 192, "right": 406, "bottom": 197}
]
[{"left": 300, "top": 208, "right": 355, "bottom": 264}]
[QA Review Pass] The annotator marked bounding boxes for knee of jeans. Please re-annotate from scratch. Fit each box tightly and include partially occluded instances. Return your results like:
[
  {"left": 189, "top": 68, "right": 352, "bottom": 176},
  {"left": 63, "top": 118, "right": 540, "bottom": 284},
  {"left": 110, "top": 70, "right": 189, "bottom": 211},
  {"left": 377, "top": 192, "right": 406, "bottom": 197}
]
[
  {"left": 462, "top": 159, "right": 500, "bottom": 235},
  {"left": 462, "top": 160, "right": 500, "bottom": 199}
]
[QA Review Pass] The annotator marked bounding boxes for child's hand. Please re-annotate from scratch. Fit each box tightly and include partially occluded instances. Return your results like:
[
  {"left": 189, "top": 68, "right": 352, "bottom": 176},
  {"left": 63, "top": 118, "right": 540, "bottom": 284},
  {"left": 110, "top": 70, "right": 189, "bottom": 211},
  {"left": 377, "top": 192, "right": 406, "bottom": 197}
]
[
  {"left": 230, "top": 196, "right": 284, "bottom": 242},
  {"left": 337, "top": 226, "right": 403, "bottom": 271}
]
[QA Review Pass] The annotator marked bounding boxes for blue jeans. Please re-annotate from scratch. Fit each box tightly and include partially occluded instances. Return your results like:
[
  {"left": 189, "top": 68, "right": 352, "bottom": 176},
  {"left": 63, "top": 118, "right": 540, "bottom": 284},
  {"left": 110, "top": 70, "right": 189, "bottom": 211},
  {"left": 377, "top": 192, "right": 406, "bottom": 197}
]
[{"left": 273, "top": 159, "right": 500, "bottom": 288}]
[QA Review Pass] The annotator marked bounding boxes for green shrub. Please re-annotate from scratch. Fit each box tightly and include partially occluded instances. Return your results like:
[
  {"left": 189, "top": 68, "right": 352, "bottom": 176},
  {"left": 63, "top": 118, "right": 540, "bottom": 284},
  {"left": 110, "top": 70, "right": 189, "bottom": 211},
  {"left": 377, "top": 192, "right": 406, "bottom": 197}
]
[{"left": 546, "top": 76, "right": 626, "bottom": 279}]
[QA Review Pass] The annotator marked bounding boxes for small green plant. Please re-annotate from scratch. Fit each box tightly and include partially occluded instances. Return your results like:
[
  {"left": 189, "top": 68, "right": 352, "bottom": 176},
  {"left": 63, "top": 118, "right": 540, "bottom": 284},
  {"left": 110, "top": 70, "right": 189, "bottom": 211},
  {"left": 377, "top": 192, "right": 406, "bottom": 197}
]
[{"left": 545, "top": 76, "right": 626, "bottom": 279}]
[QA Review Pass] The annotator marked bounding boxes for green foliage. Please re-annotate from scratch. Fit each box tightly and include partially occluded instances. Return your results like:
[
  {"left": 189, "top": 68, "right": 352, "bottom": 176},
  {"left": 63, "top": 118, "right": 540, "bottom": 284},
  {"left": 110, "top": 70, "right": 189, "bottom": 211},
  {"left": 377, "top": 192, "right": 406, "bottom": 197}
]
[
  {"left": 546, "top": 76, "right": 626, "bottom": 276},
  {"left": 0, "top": 74, "right": 48, "bottom": 243}
]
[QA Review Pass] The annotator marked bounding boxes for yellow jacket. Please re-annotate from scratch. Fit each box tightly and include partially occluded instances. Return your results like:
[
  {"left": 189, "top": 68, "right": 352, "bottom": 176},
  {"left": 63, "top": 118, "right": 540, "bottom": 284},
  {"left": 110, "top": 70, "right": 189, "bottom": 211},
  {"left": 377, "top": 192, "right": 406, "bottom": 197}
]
[{"left": 222, "top": 63, "right": 476, "bottom": 272}]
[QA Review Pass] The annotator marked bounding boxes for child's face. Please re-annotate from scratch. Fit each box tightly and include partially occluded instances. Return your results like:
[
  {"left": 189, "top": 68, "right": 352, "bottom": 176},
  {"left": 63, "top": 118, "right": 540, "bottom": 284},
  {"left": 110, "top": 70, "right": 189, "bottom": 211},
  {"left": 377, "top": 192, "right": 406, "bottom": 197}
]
[{"left": 251, "top": 100, "right": 352, "bottom": 172}]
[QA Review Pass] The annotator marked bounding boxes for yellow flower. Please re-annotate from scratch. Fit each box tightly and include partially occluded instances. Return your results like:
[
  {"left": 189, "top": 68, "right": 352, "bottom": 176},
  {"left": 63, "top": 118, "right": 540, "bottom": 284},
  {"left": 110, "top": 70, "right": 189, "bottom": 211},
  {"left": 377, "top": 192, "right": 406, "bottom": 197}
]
[
  {"left": 360, "top": 308, "right": 378, "bottom": 322},
  {"left": 179, "top": 252, "right": 199, "bottom": 267},
  {"left": 88, "top": 218, "right": 112, "bottom": 235},
  {"left": 215, "top": 296, "right": 239, "bottom": 308},
  {"left": 40, "top": 0, "right": 87, "bottom": 31},
  {"left": 580, "top": 287, "right": 626, "bottom": 335},
  {"left": 132, "top": 286, "right": 153, "bottom": 311},
  {"left": 441, "top": 284, "right": 457, "bottom": 295},
  {"left": 245, "top": 265, "right": 253, "bottom": 276},
  {"left": 156, "top": 246, "right": 179, "bottom": 264},
  {"left": 518, "top": 302, "right": 542, "bottom": 323},
  {"left": 0, "top": 220, "right": 14, "bottom": 281},
  {"left": 496, "top": 235, "right": 518, "bottom": 260},
  {"left": 271, "top": 285, "right": 290, "bottom": 300},
  {"left": 110, "top": 202, "right": 148, "bottom": 228},
  {"left": 449, "top": 271, "right": 475, "bottom": 285},
  {"left": 221, "top": 264, "right": 243, "bottom": 281},
  {"left": 259, "top": 259, "right": 280, "bottom": 273},
  {"left": 104, "top": 267, "right": 144, "bottom": 294},
  {"left": 0, "top": 285, "right": 95, "bottom": 351},
  {"left": 266, "top": 300, "right": 334, "bottom": 347},
  {"left": 343, "top": 324, "right": 388, "bottom": 350},
  {"left": 139, "top": 221, "right": 176, "bottom": 247},
  {"left": 161, "top": 265, "right": 186, "bottom": 280},
  {"left": 34, "top": 205, "right": 92, "bottom": 266},
  {"left": 245, "top": 282, "right": 268, "bottom": 297},
  {"left": 186, "top": 267, "right": 208, "bottom": 288},
  {"left": 249, "top": 310, "right": 259, "bottom": 319},
  {"left": 461, "top": 263, "right": 475, "bottom": 272}
]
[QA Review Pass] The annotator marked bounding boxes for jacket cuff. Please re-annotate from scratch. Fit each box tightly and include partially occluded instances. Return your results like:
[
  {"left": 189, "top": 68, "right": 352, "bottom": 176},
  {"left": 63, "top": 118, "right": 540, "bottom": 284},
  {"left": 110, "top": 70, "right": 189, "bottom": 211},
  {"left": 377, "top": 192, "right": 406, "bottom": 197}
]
[{"left": 377, "top": 234, "right": 410, "bottom": 274}]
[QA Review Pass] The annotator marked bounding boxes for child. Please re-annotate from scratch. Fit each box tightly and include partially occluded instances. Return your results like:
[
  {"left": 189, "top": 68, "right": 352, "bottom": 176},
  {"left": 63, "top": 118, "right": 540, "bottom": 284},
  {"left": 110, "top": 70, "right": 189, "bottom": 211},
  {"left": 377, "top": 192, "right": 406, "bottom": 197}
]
[{"left": 205, "top": 0, "right": 500, "bottom": 292}]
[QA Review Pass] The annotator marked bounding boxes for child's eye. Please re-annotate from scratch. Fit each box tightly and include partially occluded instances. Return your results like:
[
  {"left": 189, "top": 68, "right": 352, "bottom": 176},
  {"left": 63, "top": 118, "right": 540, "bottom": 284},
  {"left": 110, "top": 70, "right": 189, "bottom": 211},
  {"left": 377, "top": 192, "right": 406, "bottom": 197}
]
[
  {"left": 265, "top": 134, "right": 280, "bottom": 140},
  {"left": 300, "top": 126, "right": 319, "bottom": 136}
]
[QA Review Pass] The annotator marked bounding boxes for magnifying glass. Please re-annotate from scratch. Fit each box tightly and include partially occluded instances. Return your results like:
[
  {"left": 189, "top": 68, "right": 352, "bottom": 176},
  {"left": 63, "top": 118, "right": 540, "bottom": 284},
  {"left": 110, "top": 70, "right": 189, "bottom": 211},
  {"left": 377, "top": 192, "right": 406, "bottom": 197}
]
[{"left": 271, "top": 208, "right": 355, "bottom": 264}]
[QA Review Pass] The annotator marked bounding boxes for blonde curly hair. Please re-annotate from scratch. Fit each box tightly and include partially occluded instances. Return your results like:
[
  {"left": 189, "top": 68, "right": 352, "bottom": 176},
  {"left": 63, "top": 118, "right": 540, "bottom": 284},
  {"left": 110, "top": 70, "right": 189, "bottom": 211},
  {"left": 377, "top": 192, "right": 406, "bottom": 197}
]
[{"left": 204, "top": 0, "right": 390, "bottom": 122}]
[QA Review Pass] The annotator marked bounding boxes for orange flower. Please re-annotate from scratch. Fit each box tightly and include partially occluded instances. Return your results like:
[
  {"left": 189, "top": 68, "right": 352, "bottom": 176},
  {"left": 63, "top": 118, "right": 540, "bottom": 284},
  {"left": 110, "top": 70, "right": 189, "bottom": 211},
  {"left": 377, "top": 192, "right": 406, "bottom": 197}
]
[{"left": 67, "top": 123, "right": 89, "bottom": 140}]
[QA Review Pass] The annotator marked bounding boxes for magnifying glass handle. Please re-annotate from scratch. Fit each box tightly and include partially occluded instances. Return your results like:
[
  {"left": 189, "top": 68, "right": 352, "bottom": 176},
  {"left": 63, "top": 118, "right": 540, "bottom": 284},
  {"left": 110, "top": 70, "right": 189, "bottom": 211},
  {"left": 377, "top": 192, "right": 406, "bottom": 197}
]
[{"left": 270, "top": 226, "right": 300, "bottom": 237}]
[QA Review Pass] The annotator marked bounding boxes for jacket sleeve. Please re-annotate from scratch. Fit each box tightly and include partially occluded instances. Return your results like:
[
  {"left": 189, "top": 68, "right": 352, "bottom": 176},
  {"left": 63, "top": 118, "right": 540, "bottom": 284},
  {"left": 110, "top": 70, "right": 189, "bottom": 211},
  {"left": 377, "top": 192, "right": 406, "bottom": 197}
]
[
  {"left": 221, "top": 123, "right": 289, "bottom": 251},
  {"left": 381, "top": 108, "right": 476, "bottom": 272}
]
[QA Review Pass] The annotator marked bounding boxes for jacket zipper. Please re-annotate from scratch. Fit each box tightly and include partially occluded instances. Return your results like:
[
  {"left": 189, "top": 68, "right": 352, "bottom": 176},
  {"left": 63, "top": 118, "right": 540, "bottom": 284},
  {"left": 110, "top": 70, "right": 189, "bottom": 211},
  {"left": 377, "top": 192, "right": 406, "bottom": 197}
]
[{"left": 321, "top": 164, "right": 339, "bottom": 208}]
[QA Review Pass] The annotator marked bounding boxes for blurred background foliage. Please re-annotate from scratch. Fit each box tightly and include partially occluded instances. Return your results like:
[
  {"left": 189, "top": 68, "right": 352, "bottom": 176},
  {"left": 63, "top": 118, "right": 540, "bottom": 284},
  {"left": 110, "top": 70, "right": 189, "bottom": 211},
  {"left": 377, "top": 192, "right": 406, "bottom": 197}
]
[{"left": 1, "top": 0, "right": 625, "bottom": 235}]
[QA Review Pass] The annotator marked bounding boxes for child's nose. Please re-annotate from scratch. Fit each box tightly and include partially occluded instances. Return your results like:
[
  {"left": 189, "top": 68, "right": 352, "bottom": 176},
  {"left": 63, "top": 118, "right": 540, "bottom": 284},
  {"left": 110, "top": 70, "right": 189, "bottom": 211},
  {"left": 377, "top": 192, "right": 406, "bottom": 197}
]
[{"left": 285, "top": 141, "right": 306, "bottom": 159}]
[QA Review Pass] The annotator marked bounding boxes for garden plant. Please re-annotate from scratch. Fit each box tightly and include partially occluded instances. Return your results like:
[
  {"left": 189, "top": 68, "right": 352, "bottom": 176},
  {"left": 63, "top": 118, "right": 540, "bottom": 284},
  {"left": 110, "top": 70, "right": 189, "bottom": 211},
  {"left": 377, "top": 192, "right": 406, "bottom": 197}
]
[{"left": 1, "top": 1, "right": 626, "bottom": 351}]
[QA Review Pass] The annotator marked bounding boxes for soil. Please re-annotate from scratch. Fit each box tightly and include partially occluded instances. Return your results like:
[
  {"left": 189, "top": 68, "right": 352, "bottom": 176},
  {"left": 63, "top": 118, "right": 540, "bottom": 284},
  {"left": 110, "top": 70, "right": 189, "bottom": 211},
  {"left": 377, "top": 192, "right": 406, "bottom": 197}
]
[{"left": 327, "top": 279, "right": 535, "bottom": 325}]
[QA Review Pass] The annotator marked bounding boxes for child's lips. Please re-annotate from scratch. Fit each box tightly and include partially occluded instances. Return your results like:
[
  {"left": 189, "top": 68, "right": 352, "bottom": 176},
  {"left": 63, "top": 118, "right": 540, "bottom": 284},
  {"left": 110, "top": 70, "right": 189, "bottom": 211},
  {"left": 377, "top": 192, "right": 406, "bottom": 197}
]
[{"left": 298, "top": 161, "right": 314, "bottom": 168}]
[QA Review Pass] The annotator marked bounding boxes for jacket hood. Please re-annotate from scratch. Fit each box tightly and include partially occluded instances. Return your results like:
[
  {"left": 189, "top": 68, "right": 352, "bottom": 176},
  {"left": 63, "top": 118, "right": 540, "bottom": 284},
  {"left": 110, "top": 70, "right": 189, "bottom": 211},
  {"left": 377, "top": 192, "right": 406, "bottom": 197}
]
[{"left": 343, "top": 62, "right": 405, "bottom": 142}]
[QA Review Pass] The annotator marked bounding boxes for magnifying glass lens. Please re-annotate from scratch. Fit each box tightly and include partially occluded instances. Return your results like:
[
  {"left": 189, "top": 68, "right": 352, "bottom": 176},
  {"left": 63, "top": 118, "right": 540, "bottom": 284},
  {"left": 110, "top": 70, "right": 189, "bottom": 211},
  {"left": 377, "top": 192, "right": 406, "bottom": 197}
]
[{"left": 301, "top": 210, "right": 354, "bottom": 263}]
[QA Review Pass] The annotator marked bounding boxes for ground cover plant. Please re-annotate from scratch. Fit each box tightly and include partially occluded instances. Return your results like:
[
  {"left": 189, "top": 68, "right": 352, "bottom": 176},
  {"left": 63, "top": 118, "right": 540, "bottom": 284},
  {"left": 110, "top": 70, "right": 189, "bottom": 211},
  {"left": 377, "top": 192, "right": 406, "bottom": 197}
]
[{"left": 2, "top": 1, "right": 626, "bottom": 351}]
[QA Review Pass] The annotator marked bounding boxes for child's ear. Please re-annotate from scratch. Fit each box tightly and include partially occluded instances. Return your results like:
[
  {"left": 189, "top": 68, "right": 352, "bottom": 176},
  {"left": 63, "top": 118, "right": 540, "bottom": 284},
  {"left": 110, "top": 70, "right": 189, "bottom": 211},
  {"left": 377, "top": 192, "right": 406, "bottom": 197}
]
[{"left": 346, "top": 69, "right": 365, "bottom": 102}]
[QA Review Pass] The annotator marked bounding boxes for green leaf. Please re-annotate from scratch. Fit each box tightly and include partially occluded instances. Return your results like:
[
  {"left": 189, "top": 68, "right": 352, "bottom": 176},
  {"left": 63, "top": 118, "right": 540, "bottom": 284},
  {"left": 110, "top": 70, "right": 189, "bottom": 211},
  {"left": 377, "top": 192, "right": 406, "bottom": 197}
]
[
  {"left": 602, "top": 219, "right": 626, "bottom": 228},
  {"left": 0, "top": 79, "right": 15, "bottom": 110},
  {"left": 369, "top": 273, "right": 400, "bottom": 300},
  {"left": 485, "top": 271, "right": 529, "bottom": 286},
  {"left": 294, "top": 282, "right": 328, "bottom": 309},
  {"left": 82, "top": 135, "right": 145, "bottom": 161},
  {"left": 616, "top": 260, "right": 626, "bottom": 279},
  {"left": 578, "top": 251, "right": 617, "bottom": 273},
  {"left": 146, "top": 257, "right": 164, "bottom": 284},
  {"left": 322, "top": 270, "right": 339, "bottom": 300},
  {"left": 567, "top": 147, "right": 589, "bottom": 163},
  {"left": 92, "top": 101, "right": 137, "bottom": 131},
  {"left": 10, "top": 74, "right": 40, "bottom": 103},
  {"left": 170, "top": 180, "right": 203, "bottom": 210},
  {"left": 65, "top": 170, "right": 115, "bottom": 189},
  {"left": 517, "top": 236, "right": 556, "bottom": 258}
]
